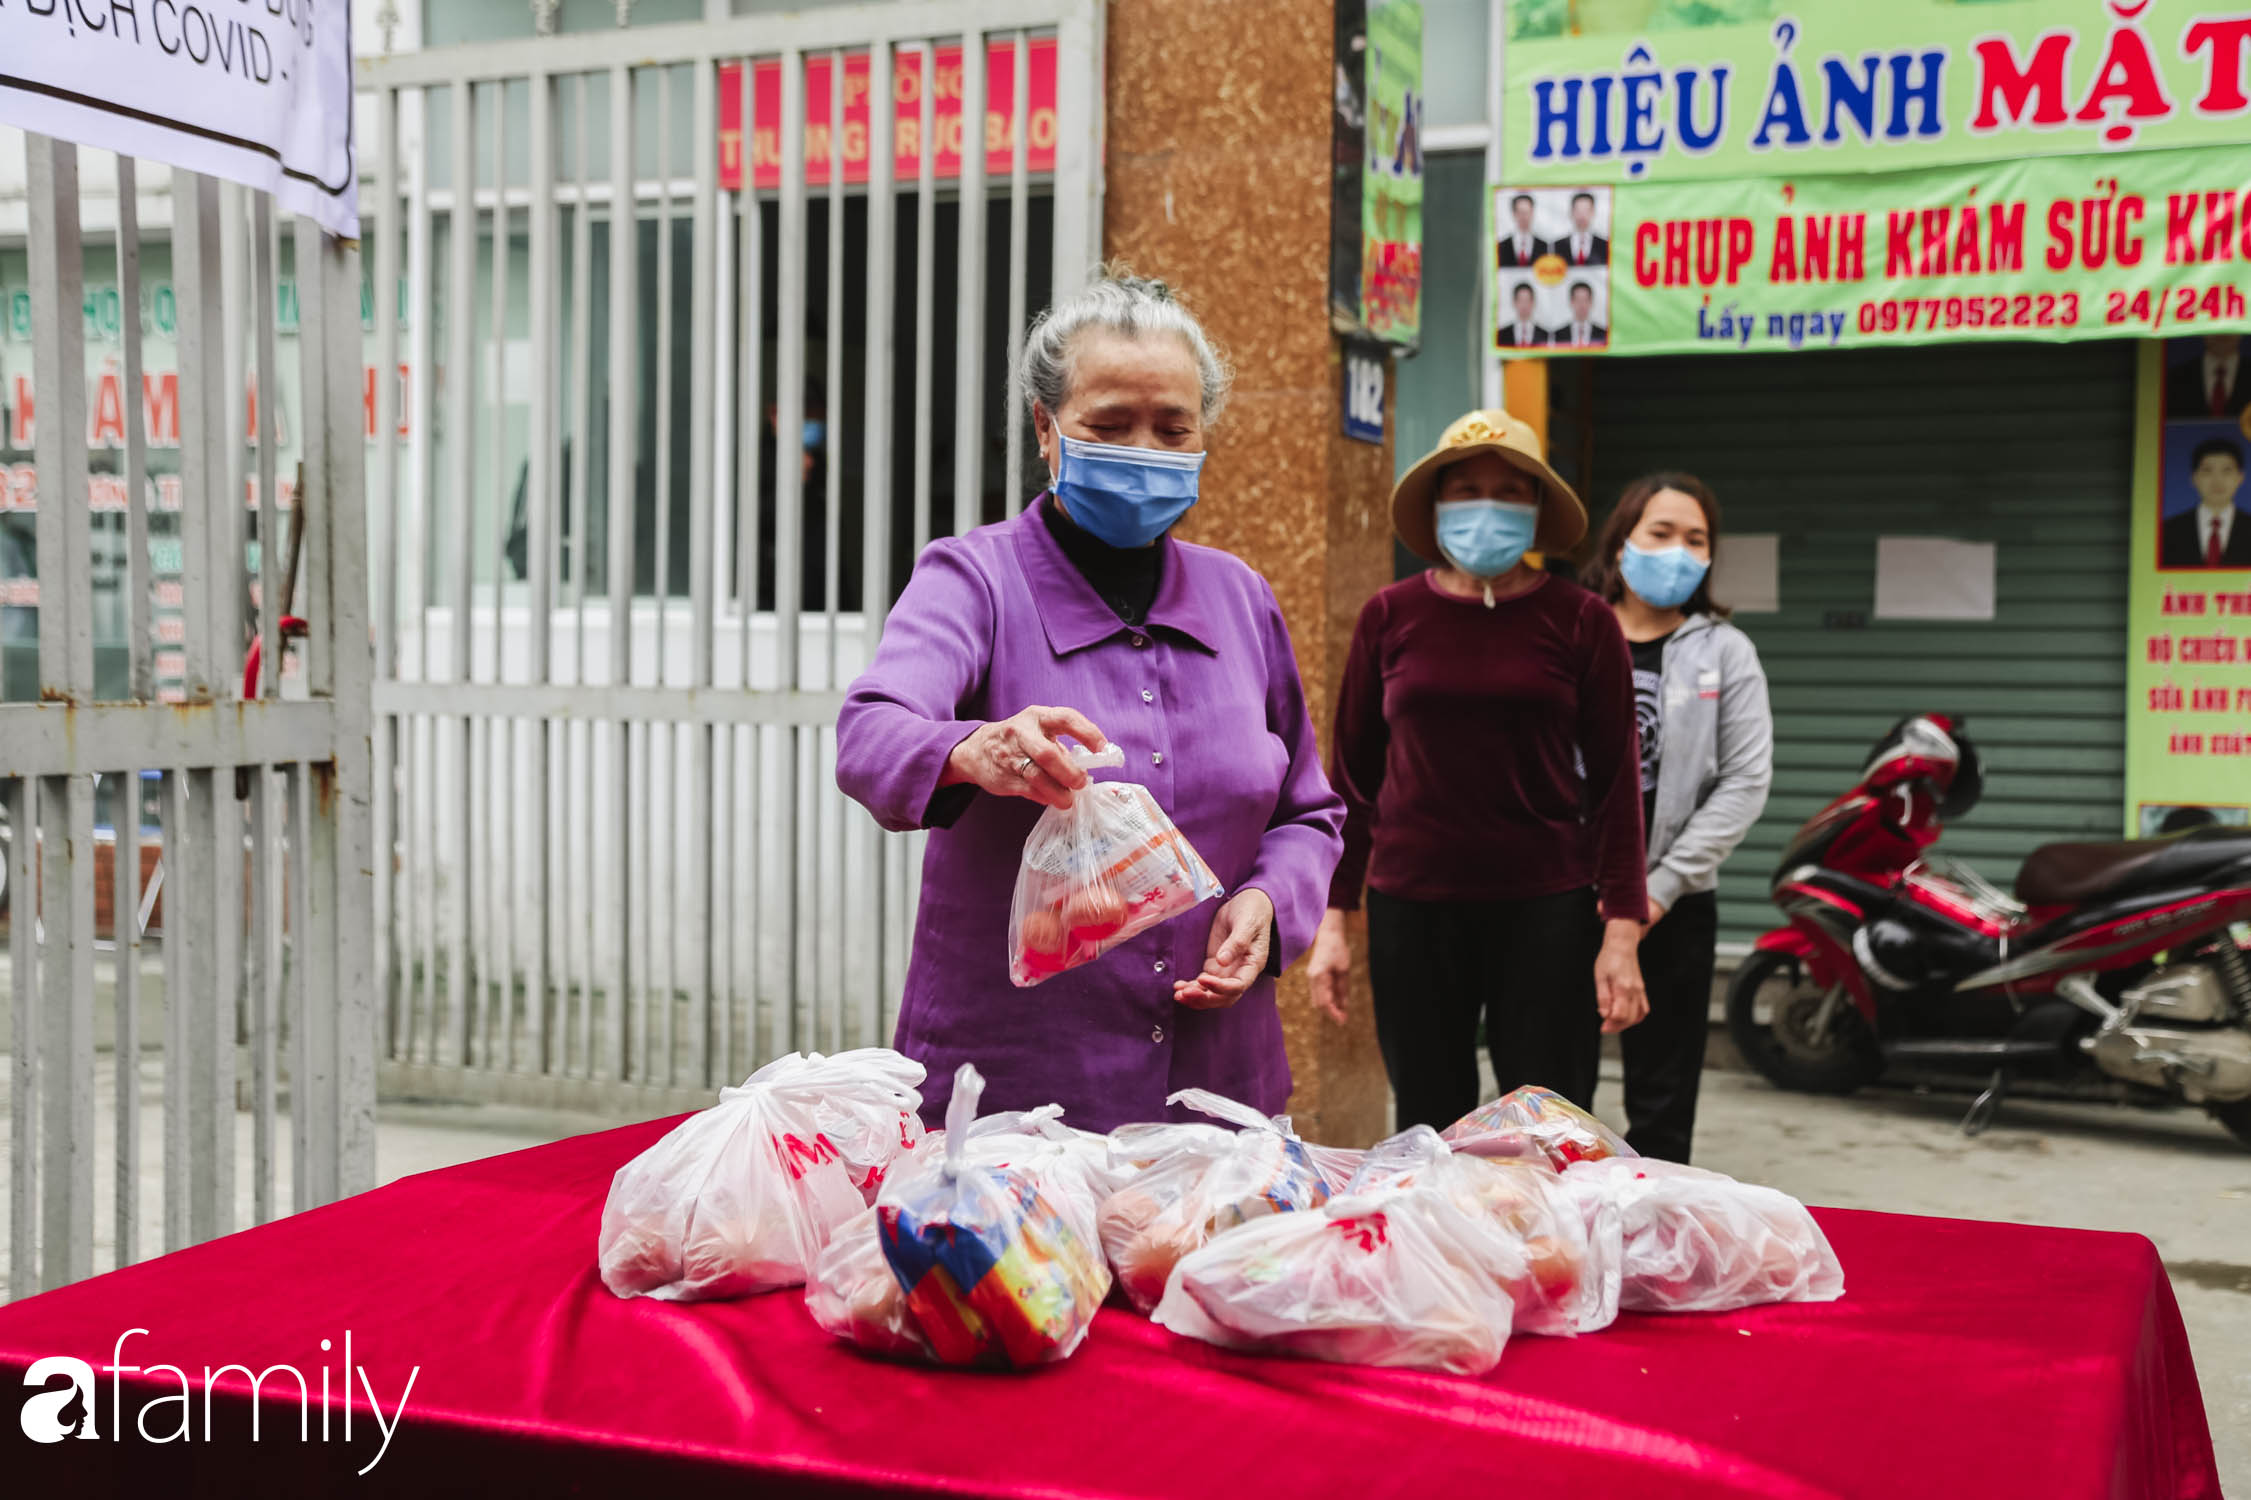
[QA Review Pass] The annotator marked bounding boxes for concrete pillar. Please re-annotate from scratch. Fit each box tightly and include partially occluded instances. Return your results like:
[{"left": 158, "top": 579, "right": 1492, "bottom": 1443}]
[{"left": 1105, "top": 0, "right": 1394, "bottom": 1146}]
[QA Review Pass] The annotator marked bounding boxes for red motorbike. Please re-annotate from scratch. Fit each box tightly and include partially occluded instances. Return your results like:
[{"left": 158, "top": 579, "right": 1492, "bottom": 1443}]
[{"left": 1727, "top": 714, "right": 2251, "bottom": 1144}]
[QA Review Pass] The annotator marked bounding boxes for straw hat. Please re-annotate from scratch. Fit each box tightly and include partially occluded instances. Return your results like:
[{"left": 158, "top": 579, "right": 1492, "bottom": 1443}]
[{"left": 1390, "top": 408, "right": 1587, "bottom": 562}]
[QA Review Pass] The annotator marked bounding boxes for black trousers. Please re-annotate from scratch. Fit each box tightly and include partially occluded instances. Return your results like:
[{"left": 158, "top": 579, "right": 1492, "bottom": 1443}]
[
  {"left": 1365, "top": 886, "right": 1603, "bottom": 1133},
  {"left": 1616, "top": 889, "right": 1719, "bottom": 1163}
]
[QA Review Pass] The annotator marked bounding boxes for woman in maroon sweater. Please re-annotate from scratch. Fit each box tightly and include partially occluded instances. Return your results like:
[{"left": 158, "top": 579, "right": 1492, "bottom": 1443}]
[{"left": 1307, "top": 409, "right": 1649, "bottom": 1129}]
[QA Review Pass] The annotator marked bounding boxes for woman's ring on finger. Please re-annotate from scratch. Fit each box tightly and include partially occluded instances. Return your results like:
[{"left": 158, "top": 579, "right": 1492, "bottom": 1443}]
[{"left": 1016, "top": 754, "right": 1037, "bottom": 777}]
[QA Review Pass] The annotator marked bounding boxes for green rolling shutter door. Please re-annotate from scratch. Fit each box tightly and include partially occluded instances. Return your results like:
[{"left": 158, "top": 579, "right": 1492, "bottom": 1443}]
[{"left": 1585, "top": 342, "right": 2136, "bottom": 948}]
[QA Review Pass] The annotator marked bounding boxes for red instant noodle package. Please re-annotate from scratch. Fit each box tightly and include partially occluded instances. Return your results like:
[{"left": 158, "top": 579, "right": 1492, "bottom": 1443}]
[
  {"left": 597, "top": 1049, "right": 926, "bottom": 1302},
  {"left": 1561, "top": 1158, "right": 1845, "bottom": 1314},
  {"left": 1151, "top": 1185, "right": 1521, "bottom": 1376},
  {"left": 1007, "top": 745, "right": 1223, "bottom": 986},
  {"left": 867, "top": 1066, "right": 1113, "bottom": 1367},
  {"left": 1441, "top": 1084, "right": 1637, "bottom": 1171},
  {"left": 1097, "top": 1089, "right": 1342, "bottom": 1313},
  {"left": 1347, "top": 1126, "right": 1617, "bottom": 1335}
]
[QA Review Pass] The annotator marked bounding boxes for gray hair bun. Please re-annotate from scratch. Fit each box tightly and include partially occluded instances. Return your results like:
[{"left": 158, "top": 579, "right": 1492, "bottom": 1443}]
[{"left": 1018, "top": 267, "right": 1233, "bottom": 424}]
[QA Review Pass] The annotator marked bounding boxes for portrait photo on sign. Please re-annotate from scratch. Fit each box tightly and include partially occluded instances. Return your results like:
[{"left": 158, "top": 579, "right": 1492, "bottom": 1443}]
[
  {"left": 2165, "top": 333, "right": 2248, "bottom": 423},
  {"left": 2137, "top": 802, "right": 2251, "bottom": 838},
  {"left": 1493, "top": 186, "right": 1613, "bottom": 352},
  {"left": 2158, "top": 419, "right": 2251, "bottom": 571},
  {"left": 1495, "top": 274, "right": 1609, "bottom": 352},
  {"left": 1493, "top": 185, "right": 1612, "bottom": 272}
]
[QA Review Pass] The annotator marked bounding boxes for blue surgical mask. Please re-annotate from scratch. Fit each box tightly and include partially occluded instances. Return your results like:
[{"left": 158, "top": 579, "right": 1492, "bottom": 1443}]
[
  {"left": 1052, "top": 433, "right": 1205, "bottom": 548},
  {"left": 802, "top": 419, "right": 826, "bottom": 450},
  {"left": 1435, "top": 499, "right": 1539, "bottom": 590},
  {"left": 1620, "top": 540, "right": 1710, "bottom": 610}
]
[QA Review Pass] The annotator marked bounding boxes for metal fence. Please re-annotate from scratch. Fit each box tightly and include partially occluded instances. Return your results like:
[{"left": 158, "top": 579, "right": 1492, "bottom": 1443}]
[
  {"left": 2, "top": 143, "right": 374, "bottom": 1299},
  {"left": 357, "top": 1, "right": 1104, "bottom": 1114}
]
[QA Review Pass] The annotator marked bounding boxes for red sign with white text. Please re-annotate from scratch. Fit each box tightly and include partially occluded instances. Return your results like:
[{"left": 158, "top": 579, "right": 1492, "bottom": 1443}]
[{"left": 717, "top": 38, "right": 1058, "bottom": 192}]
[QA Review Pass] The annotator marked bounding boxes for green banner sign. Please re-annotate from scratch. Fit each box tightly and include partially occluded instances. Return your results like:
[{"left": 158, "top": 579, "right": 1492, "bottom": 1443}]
[
  {"left": 2125, "top": 341, "right": 2251, "bottom": 835},
  {"left": 1504, "top": 0, "right": 2251, "bottom": 187},
  {"left": 1494, "top": 147, "right": 2251, "bottom": 357},
  {"left": 1363, "top": 0, "right": 1425, "bottom": 344},
  {"left": 1332, "top": 0, "right": 1425, "bottom": 346}
]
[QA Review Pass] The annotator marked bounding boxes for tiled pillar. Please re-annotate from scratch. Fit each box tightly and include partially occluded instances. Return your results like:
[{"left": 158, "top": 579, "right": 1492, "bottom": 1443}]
[{"left": 1105, "top": 0, "right": 1394, "bottom": 1146}]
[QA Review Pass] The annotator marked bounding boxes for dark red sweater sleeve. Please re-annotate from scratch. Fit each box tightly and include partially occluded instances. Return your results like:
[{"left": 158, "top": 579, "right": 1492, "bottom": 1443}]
[
  {"left": 1325, "top": 592, "right": 1390, "bottom": 911},
  {"left": 1577, "top": 600, "right": 1650, "bottom": 923}
]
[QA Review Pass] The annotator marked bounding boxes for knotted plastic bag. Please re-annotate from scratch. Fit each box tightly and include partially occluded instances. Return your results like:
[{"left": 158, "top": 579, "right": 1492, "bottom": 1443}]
[
  {"left": 1562, "top": 1158, "right": 1845, "bottom": 1314},
  {"left": 1098, "top": 1089, "right": 1342, "bottom": 1313},
  {"left": 1152, "top": 1185, "right": 1520, "bottom": 1376},
  {"left": 597, "top": 1049, "right": 927, "bottom": 1301},
  {"left": 1441, "top": 1084, "right": 1637, "bottom": 1171},
  {"left": 1007, "top": 744, "right": 1222, "bottom": 986},
  {"left": 873, "top": 1065, "right": 1111, "bottom": 1367},
  {"left": 811, "top": 1102, "right": 1119, "bottom": 1362},
  {"left": 1347, "top": 1125, "right": 1617, "bottom": 1335}
]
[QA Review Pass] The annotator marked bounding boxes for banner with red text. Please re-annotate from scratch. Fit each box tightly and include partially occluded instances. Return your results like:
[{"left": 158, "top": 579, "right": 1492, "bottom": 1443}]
[
  {"left": 0, "top": 246, "right": 385, "bottom": 701},
  {"left": 718, "top": 38, "right": 1056, "bottom": 192},
  {"left": 1502, "top": 0, "right": 2251, "bottom": 188},
  {"left": 1493, "top": 149, "right": 2251, "bottom": 356}
]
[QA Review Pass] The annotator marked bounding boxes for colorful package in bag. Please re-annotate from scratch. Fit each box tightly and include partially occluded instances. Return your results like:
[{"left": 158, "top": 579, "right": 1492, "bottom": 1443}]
[
  {"left": 1441, "top": 1084, "right": 1637, "bottom": 1171},
  {"left": 1347, "top": 1126, "right": 1616, "bottom": 1335},
  {"left": 597, "top": 1049, "right": 926, "bottom": 1302},
  {"left": 875, "top": 1065, "right": 1111, "bottom": 1367},
  {"left": 1098, "top": 1089, "right": 1341, "bottom": 1313},
  {"left": 1151, "top": 1186, "right": 1520, "bottom": 1376},
  {"left": 1562, "top": 1158, "right": 1845, "bottom": 1314},
  {"left": 1007, "top": 744, "right": 1223, "bottom": 986}
]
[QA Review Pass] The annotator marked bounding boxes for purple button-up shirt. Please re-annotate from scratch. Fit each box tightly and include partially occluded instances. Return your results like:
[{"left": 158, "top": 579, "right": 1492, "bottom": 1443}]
[{"left": 836, "top": 500, "right": 1346, "bottom": 1132}]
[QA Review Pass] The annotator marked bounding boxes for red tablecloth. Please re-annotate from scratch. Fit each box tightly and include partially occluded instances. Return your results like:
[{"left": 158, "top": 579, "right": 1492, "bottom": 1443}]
[{"left": 0, "top": 1116, "right": 2221, "bottom": 1499}]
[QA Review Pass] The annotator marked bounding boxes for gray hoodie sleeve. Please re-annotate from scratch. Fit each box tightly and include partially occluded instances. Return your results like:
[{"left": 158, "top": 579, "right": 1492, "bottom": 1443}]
[{"left": 1647, "top": 627, "right": 1774, "bottom": 915}]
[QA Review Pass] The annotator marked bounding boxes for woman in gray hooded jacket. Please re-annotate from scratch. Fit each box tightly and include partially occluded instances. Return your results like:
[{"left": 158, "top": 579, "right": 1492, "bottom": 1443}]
[{"left": 1594, "top": 473, "right": 1774, "bottom": 1163}]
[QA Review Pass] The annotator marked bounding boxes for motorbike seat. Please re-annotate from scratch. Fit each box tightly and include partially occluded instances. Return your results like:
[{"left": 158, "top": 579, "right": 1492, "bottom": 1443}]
[{"left": 2015, "top": 825, "right": 2251, "bottom": 906}]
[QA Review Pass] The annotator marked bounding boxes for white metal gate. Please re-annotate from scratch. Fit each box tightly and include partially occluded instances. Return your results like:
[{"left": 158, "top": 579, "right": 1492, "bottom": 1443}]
[
  {"left": 2, "top": 143, "right": 374, "bottom": 1298},
  {"left": 357, "top": 2, "right": 1104, "bottom": 1113}
]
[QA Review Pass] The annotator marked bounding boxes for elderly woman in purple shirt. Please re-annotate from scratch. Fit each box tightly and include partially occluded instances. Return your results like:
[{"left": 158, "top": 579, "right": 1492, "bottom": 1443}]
[{"left": 835, "top": 275, "right": 1346, "bottom": 1132}]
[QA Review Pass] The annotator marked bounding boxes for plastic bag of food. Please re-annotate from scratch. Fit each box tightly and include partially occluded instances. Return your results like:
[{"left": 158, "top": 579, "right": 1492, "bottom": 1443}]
[
  {"left": 1152, "top": 1187, "right": 1519, "bottom": 1375},
  {"left": 1562, "top": 1158, "right": 1844, "bottom": 1314},
  {"left": 811, "top": 1104, "right": 1117, "bottom": 1362},
  {"left": 1098, "top": 1089, "right": 1341, "bottom": 1313},
  {"left": 875, "top": 1065, "right": 1111, "bottom": 1367},
  {"left": 806, "top": 1206, "right": 931, "bottom": 1359},
  {"left": 1441, "top": 1085, "right": 1637, "bottom": 1170},
  {"left": 598, "top": 1049, "right": 926, "bottom": 1302},
  {"left": 976, "top": 1106, "right": 1128, "bottom": 1204},
  {"left": 1007, "top": 744, "right": 1223, "bottom": 986},
  {"left": 1347, "top": 1126, "right": 1615, "bottom": 1335},
  {"left": 1107, "top": 1119, "right": 1238, "bottom": 1174}
]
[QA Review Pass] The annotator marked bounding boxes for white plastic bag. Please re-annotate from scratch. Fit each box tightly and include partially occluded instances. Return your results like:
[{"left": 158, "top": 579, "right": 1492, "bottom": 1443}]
[
  {"left": 1347, "top": 1126, "right": 1616, "bottom": 1335},
  {"left": 1562, "top": 1158, "right": 1845, "bottom": 1313},
  {"left": 597, "top": 1049, "right": 926, "bottom": 1302},
  {"left": 809, "top": 1105, "right": 1116, "bottom": 1362},
  {"left": 1440, "top": 1084, "right": 1637, "bottom": 1170},
  {"left": 873, "top": 1065, "right": 1112, "bottom": 1367},
  {"left": 1097, "top": 1089, "right": 1341, "bottom": 1313},
  {"left": 1152, "top": 1186, "right": 1519, "bottom": 1376},
  {"left": 805, "top": 1206, "right": 931, "bottom": 1359},
  {"left": 1007, "top": 744, "right": 1223, "bottom": 986}
]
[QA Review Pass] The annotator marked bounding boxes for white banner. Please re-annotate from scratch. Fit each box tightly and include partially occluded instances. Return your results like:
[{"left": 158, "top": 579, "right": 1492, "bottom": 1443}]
[{"left": 0, "top": 0, "right": 357, "bottom": 238}]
